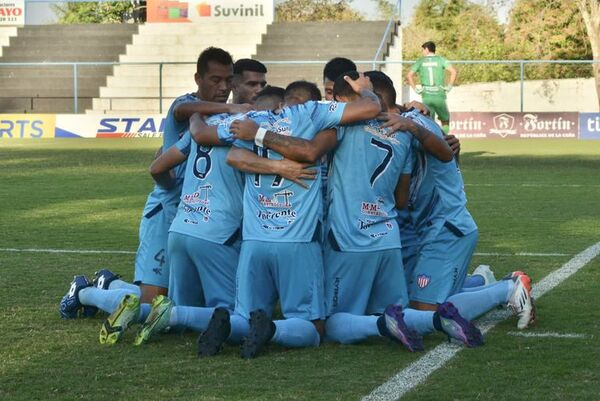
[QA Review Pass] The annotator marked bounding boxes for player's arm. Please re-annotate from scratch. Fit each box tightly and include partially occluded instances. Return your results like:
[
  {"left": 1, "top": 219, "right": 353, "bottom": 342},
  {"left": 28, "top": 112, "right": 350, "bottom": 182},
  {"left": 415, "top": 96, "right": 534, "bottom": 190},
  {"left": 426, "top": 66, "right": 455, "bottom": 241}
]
[
  {"left": 174, "top": 101, "right": 251, "bottom": 122},
  {"left": 394, "top": 174, "right": 411, "bottom": 209},
  {"left": 406, "top": 70, "right": 417, "bottom": 91},
  {"left": 226, "top": 147, "right": 317, "bottom": 189},
  {"left": 149, "top": 145, "right": 187, "bottom": 189},
  {"left": 189, "top": 113, "right": 226, "bottom": 146},
  {"left": 446, "top": 64, "right": 458, "bottom": 87},
  {"left": 338, "top": 73, "right": 381, "bottom": 125},
  {"left": 378, "top": 112, "right": 453, "bottom": 162}
]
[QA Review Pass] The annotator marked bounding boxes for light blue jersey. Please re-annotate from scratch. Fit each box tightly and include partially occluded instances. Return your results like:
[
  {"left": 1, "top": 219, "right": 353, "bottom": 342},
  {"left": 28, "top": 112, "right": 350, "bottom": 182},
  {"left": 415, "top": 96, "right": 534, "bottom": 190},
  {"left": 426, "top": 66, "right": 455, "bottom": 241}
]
[
  {"left": 169, "top": 114, "right": 244, "bottom": 244},
  {"left": 402, "top": 109, "right": 477, "bottom": 243},
  {"left": 327, "top": 120, "right": 413, "bottom": 252},
  {"left": 219, "top": 101, "right": 346, "bottom": 242}
]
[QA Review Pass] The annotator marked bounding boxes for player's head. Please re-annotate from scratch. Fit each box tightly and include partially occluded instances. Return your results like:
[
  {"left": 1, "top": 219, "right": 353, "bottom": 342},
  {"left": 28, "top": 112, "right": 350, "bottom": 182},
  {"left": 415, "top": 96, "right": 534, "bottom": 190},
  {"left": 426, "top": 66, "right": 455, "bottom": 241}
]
[
  {"left": 422, "top": 41, "right": 436, "bottom": 55},
  {"left": 364, "top": 70, "right": 396, "bottom": 111},
  {"left": 332, "top": 70, "right": 361, "bottom": 103},
  {"left": 232, "top": 58, "right": 268, "bottom": 104},
  {"left": 323, "top": 57, "right": 357, "bottom": 100},
  {"left": 195, "top": 47, "right": 234, "bottom": 103},
  {"left": 284, "top": 80, "right": 322, "bottom": 106},
  {"left": 254, "top": 85, "right": 285, "bottom": 111}
]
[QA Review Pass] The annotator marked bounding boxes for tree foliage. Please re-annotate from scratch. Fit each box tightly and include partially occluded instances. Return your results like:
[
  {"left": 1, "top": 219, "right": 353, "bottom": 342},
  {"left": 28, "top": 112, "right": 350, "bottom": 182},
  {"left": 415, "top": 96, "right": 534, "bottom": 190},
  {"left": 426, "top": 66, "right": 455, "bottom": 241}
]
[
  {"left": 53, "top": 2, "right": 134, "bottom": 24},
  {"left": 275, "top": 0, "right": 363, "bottom": 22}
]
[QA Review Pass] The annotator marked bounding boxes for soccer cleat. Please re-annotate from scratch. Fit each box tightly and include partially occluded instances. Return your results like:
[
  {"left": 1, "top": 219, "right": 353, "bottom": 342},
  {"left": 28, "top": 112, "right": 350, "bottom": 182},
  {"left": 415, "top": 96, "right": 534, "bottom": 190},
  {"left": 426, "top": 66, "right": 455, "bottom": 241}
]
[
  {"left": 197, "top": 308, "right": 231, "bottom": 358},
  {"left": 507, "top": 272, "right": 536, "bottom": 329},
  {"left": 93, "top": 268, "right": 121, "bottom": 290},
  {"left": 240, "top": 309, "right": 275, "bottom": 359},
  {"left": 502, "top": 270, "right": 525, "bottom": 280},
  {"left": 99, "top": 294, "right": 140, "bottom": 345},
  {"left": 59, "top": 275, "right": 93, "bottom": 319},
  {"left": 133, "top": 295, "right": 172, "bottom": 346},
  {"left": 379, "top": 304, "right": 424, "bottom": 352},
  {"left": 472, "top": 264, "right": 496, "bottom": 286},
  {"left": 437, "top": 302, "right": 484, "bottom": 347}
]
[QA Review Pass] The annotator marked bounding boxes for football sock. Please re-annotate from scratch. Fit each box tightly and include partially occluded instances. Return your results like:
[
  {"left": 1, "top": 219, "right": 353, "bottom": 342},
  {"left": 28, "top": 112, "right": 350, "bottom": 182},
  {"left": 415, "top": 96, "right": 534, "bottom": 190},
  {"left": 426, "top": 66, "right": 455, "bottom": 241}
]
[
  {"left": 138, "top": 303, "right": 151, "bottom": 323},
  {"left": 446, "top": 280, "right": 514, "bottom": 321},
  {"left": 272, "top": 318, "right": 320, "bottom": 348},
  {"left": 79, "top": 287, "right": 133, "bottom": 314},
  {"left": 169, "top": 306, "right": 214, "bottom": 332},
  {"left": 403, "top": 308, "right": 436, "bottom": 335},
  {"left": 108, "top": 279, "right": 141, "bottom": 295},
  {"left": 227, "top": 313, "right": 250, "bottom": 344},
  {"left": 462, "top": 274, "right": 485, "bottom": 288},
  {"left": 325, "top": 313, "right": 379, "bottom": 344}
]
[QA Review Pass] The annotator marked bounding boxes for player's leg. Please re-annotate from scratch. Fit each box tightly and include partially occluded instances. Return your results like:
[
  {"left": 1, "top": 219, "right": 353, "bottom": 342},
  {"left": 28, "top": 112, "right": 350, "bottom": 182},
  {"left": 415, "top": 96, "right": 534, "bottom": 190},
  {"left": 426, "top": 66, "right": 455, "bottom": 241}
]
[
  {"left": 421, "top": 94, "right": 438, "bottom": 122},
  {"left": 436, "top": 96, "right": 451, "bottom": 134}
]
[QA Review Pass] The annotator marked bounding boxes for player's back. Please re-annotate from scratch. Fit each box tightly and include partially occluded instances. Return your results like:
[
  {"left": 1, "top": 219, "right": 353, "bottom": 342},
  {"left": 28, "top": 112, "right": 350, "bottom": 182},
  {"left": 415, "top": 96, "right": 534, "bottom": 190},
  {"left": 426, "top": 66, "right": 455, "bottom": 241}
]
[
  {"left": 327, "top": 119, "right": 412, "bottom": 252},
  {"left": 415, "top": 55, "right": 448, "bottom": 94}
]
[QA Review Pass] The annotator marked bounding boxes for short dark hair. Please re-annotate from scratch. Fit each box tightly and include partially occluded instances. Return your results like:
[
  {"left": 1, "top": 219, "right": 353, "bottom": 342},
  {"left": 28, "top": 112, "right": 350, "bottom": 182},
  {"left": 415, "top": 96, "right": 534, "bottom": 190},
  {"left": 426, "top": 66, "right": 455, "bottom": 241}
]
[
  {"left": 196, "top": 47, "right": 233, "bottom": 76},
  {"left": 255, "top": 85, "right": 285, "bottom": 102},
  {"left": 422, "top": 41, "right": 436, "bottom": 53},
  {"left": 254, "top": 85, "right": 285, "bottom": 109},
  {"left": 285, "top": 81, "right": 322, "bottom": 102},
  {"left": 323, "top": 57, "right": 357, "bottom": 82},
  {"left": 233, "top": 58, "right": 267, "bottom": 75},
  {"left": 332, "top": 70, "right": 360, "bottom": 99},
  {"left": 364, "top": 70, "right": 396, "bottom": 108}
]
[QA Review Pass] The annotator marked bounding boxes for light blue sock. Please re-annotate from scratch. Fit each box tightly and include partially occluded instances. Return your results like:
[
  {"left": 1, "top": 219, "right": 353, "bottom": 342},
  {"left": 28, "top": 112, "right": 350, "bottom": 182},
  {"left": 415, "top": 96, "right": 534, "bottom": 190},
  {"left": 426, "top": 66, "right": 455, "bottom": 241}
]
[
  {"left": 324, "top": 313, "right": 380, "bottom": 344},
  {"left": 169, "top": 306, "right": 215, "bottom": 332},
  {"left": 403, "top": 308, "right": 436, "bottom": 335},
  {"left": 138, "top": 303, "right": 151, "bottom": 323},
  {"left": 228, "top": 313, "right": 249, "bottom": 344},
  {"left": 79, "top": 287, "right": 132, "bottom": 314},
  {"left": 108, "top": 279, "right": 141, "bottom": 295},
  {"left": 272, "top": 318, "right": 320, "bottom": 348},
  {"left": 462, "top": 274, "right": 485, "bottom": 289},
  {"left": 446, "top": 280, "right": 514, "bottom": 321}
]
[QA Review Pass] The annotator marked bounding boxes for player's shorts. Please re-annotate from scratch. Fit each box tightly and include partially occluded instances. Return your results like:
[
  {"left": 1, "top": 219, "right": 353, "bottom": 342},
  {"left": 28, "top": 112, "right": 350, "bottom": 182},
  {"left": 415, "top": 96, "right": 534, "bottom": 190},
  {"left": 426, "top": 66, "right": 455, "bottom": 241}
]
[
  {"left": 234, "top": 240, "right": 325, "bottom": 321},
  {"left": 422, "top": 93, "right": 450, "bottom": 123},
  {"left": 324, "top": 235, "right": 409, "bottom": 316},
  {"left": 167, "top": 231, "right": 240, "bottom": 309},
  {"left": 134, "top": 203, "right": 173, "bottom": 288},
  {"left": 408, "top": 226, "right": 478, "bottom": 304},
  {"left": 401, "top": 243, "right": 419, "bottom": 286}
]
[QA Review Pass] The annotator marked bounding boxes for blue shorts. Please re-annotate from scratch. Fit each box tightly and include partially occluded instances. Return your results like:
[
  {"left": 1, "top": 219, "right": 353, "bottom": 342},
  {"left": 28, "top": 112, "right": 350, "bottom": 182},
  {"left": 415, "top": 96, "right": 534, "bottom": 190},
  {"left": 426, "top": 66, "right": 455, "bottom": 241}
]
[
  {"left": 324, "top": 239, "right": 408, "bottom": 316},
  {"left": 401, "top": 243, "right": 419, "bottom": 287},
  {"left": 409, "top": 227, "right": 478, "bottom": 304},
  {"left": 234, "top": 240, "right": 325, "bottom": 321},
  {"left": 167, "top": 231, "right": 239, "bottom": 309},
  {"left": 134, "top": 203, "right": 173, "bottom": 288}
]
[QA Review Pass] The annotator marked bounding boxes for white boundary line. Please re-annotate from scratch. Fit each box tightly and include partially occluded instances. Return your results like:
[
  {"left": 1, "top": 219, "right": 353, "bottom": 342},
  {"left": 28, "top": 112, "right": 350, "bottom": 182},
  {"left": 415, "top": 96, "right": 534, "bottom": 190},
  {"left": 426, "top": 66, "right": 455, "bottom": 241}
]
[
  {"left": 465, "top": 183, "right": 600, "bottom": 188},
  {"left": 0, "top": 248, "right": 568, "bottom": 258},
  {"left": 362, "top": 240, "right": 600, "bottom": 401},
  {"left": 507, "top": 331, "right": 589, "bottom": 339}
]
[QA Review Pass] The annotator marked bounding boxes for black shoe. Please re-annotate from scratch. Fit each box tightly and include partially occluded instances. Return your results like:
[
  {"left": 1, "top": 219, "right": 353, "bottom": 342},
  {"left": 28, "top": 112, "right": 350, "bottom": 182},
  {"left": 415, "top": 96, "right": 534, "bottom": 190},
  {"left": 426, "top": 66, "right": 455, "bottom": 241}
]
[
  {"left": 240, "top": 309, "right": 275, "bottom": 359},
  {"left": 197, "top": 308, "right": 231, "bottom": 358}
]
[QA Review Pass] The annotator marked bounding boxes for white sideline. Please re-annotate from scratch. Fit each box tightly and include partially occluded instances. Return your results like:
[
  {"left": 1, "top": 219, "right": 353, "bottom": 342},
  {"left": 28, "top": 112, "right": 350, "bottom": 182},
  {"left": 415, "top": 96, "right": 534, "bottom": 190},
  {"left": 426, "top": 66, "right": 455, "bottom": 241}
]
[
  {"left": 0, "top": 248, "right": 568, "bottom": 258},
  {"left": 362, "top": 240, "right": 600, "bottom": 401},
  {"left": 507, "top": 331, "right": 589, "bottom": 339},
  {"left": 465, "top": 183, "right": 600, "bottom": 188}
]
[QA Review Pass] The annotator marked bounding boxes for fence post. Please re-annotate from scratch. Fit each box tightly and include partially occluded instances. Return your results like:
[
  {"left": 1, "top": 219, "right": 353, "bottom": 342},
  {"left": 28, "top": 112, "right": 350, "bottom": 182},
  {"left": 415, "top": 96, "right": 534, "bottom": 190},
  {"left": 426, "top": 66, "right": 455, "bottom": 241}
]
[
  {"left": 159, "top": 63, "right": 163, "bottom": 114},
  {"left": 73, "top": 63, "right": 79, "bottom": 113},
  {"left": 519, "top": 61, "right": 524, "bottom": 112}
]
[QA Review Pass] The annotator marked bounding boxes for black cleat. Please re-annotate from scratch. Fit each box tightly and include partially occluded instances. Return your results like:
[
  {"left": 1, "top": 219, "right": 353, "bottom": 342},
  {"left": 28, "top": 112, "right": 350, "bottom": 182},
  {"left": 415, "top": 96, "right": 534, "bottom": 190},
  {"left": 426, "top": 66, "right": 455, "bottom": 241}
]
[
  {"left": 240, "top": 309, "right": 275, "bottom": 359},
  {"left": 197, "top": 308, "right": 231, "bottom": 358}
]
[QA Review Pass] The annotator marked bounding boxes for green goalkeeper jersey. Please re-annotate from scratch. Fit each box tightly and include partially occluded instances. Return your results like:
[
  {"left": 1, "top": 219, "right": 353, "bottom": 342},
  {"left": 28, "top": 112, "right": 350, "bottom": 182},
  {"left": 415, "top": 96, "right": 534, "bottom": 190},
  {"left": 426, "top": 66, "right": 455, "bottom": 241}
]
[{"left": 411, "top": 55, "right": 451, "bottom": 95}]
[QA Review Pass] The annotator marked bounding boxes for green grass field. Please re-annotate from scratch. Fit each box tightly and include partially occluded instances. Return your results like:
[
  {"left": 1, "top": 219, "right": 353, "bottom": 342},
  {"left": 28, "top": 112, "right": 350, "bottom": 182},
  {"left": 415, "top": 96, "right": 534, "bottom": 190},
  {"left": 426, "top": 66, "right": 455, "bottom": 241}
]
[{"left": 1, "top": 139, "right": 599, "bottom": 401}]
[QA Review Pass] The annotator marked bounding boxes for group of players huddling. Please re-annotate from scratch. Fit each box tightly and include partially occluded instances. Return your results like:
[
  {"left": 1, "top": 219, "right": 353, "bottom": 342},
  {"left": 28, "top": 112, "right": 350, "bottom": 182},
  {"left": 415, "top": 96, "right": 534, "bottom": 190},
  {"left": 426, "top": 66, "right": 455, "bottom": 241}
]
[{"left": 59, "top": 45, "right": 536, "bottom": 358}]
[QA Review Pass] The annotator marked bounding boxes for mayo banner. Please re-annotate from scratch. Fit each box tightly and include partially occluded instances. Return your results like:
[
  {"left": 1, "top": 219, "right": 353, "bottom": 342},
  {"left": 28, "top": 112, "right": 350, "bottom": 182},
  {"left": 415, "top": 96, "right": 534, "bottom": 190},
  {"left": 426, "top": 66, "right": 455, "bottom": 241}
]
[
  {"left": 147, "top": 0, "right": 274, "bottom": 23},
  {"left": 450, "top": 112, "right": 580, "bottom": 139},
  {"left": 0, "top": 0, "right": 24, "bottom": 26},
  {"left": 0, "top": 114, "right": 55, "bottom": 139}
]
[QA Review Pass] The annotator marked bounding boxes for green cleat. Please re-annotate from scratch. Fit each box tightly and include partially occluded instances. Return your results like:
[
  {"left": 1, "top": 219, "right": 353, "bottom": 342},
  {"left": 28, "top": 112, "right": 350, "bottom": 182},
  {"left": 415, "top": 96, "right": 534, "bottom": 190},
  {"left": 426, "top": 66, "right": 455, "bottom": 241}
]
[
  {"left": 99, "top": 294, "right": 140, "bottom": 345},
  {"left": 133, "top": 295, "right": 172, "bottom": 346}
]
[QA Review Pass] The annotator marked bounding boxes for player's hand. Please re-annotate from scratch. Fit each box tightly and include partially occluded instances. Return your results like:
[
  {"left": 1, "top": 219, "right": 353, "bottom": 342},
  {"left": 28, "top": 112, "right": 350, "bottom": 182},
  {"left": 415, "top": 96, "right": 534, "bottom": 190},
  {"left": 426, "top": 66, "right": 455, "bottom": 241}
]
[
  {"left": 442, "top": 85, "right": 453, "bottom": 93},
  {"left": 228, "top": 103, "right": 253, "bottom": 114},
  {"left": 378, "top": 112, "right": 417, "bottom": 134},
  {"left": 444, "top": 134, "right": 460, "bottom": 155},
  {"left": 415, "top": 85, "right": 423, "bottom": 94},
  {"left": 230, "top": 118, "right": 259, "bottom": 141},
  {"left": 345, "top": 72, "right": 373, "bottom": 94},
  {"left": 276, "top": 159, "right": 317, "bottom": 189},
  {"left": 403, "top": 101, "right": 430, "bottom": 116}
]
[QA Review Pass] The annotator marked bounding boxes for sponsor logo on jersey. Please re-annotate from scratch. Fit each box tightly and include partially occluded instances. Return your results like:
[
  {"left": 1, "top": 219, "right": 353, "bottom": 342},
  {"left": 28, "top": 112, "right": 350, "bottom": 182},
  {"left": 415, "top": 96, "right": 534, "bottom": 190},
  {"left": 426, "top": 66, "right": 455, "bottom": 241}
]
[
  {"left": 183, "top": 218, "right": 198, "bottom": 225},
  {"left": 183, "top": 204, "right": 211, "bottom": 222},
  {"left": 183, "top": 185, "right": 212, "bottom": 205},
  {"left": 257, "top": 208, "right": 297, "bottom": 224},
  {"left": 361, "top": 198, "right": 387, "bottom": 217},
  {"left": 258, "top": 190, "right": 294, "bottom": 208},
  {"left": 363, "top": 120, "right": 399, "bottom": 143},
  {"left": 417, "top": 274, "right": 431, "bottom": 288},
  {"left": 358, "top": 219, "right": 377, "bottom": 230},
  {"left": 370, "top": 231, "right": 388, "bottom": 239}
]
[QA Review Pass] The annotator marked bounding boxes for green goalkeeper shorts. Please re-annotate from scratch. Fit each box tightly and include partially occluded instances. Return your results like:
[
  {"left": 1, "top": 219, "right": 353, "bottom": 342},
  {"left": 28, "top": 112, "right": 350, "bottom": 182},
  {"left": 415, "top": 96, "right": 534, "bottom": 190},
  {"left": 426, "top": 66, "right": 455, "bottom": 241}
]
[{"left": 422, "top": 93, "right": 450, "bottom": 123}]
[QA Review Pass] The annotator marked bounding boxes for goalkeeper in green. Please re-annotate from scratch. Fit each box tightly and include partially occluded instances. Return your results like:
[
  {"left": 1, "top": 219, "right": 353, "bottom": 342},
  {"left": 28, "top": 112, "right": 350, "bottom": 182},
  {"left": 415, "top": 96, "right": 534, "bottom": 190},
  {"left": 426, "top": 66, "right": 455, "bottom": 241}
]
[{"left": 407, "top": 41, "right": 457, "bottom": 134}]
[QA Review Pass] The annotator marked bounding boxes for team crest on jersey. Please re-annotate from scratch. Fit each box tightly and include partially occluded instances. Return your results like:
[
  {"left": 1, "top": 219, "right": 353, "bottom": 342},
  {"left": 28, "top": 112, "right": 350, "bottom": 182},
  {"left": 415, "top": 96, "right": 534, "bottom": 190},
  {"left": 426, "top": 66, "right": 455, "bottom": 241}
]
[
  {"left": 258, "top": 190, "right": 294, "bottom": 208},
  {"left": 328, "top": 101, "right": 338, "bottom": 112},
  {"left": 417, "top": 274, "right": 431, "bottom": 288}
]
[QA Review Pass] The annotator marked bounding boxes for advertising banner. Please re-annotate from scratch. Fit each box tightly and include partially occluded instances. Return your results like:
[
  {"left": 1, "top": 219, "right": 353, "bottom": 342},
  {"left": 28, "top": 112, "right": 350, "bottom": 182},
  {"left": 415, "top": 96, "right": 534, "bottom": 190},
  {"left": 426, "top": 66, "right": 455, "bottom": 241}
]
[
  {"left": 55, "top": 115, "right": 165, "bottom": 138},
  {"left": 449, "top": 112, "right": 579, "bottom": 139},
  {"left": 0, "top": 114, "right": 55, "bottom": 139},
  {"left": 147, "top": 0, "right": 273, "bottom": 23},
  {"left": 0, "top": 0, "right": 24, "bottom": 26},
  {"left": 578, "top": 113, "right": 600, "bottom": 140}
]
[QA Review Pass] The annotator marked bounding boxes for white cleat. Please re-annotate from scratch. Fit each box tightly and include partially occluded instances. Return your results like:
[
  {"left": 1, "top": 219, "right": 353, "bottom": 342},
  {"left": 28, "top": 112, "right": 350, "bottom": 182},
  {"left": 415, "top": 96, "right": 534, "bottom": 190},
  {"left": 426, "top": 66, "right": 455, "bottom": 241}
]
[
  {"left": 507, "top": 272, "right": 536, "bottom": 330},
  {"left": 472, "top": 264, "right": 496, "bottom": 286}
]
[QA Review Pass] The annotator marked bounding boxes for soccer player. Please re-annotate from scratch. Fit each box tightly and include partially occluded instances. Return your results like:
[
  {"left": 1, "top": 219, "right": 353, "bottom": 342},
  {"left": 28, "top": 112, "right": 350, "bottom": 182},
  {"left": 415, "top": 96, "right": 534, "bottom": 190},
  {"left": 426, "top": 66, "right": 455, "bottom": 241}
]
[
  {"left": 232, "top": 58, "right": 268, "bottom": 104},
  {"left": 323, "top": 57, "right": 357, "bottom": 101},
  {"left": 194, "top": 76, "right": 383, "bottom": 358},
  {"left": 406, "top": 41, "right": 457, "bottom": 134}
]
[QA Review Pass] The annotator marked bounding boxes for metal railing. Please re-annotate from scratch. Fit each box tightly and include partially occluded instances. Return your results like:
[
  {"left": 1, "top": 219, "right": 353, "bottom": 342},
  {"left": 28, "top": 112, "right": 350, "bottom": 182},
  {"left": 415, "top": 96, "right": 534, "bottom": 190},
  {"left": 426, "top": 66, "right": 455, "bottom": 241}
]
[
  {"left": 0, "top": 59, "right": 598, "bottom": 113},
  {"left": 373, "top": 0, "right": 401, "bottom": 69}
]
